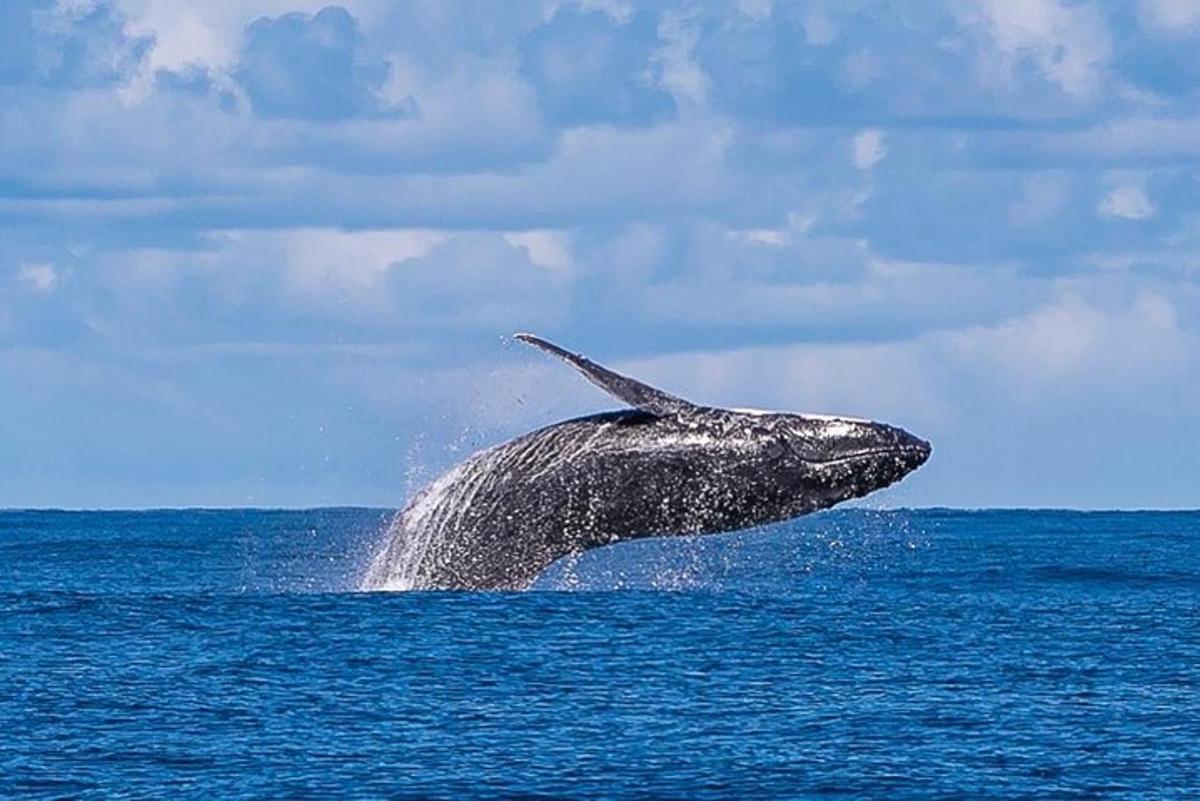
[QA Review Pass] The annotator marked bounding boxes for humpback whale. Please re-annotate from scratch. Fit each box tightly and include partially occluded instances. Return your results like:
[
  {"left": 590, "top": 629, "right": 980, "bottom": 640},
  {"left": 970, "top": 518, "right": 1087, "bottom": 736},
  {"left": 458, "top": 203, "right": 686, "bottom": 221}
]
[{"left": 362, "top": 334, "right": 931, "bottom": 591}]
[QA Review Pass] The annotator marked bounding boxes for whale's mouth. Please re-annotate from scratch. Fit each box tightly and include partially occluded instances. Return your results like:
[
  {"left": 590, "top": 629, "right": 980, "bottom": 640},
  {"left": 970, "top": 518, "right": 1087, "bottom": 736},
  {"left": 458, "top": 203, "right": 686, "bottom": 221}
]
[{"left": 814, "top": 442, "right": 932, "bottom": 468}]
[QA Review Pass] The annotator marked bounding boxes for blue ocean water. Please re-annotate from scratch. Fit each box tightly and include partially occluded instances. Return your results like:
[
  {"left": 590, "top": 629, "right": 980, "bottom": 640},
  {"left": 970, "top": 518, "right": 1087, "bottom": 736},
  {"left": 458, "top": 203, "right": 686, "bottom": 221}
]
[{"left": 1, "top": 509, "right": 1198, "bottom": 799}]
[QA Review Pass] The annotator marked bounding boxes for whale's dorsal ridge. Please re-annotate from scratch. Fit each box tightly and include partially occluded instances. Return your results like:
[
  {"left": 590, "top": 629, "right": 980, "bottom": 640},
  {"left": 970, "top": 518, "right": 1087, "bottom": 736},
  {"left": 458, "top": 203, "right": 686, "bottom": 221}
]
[{"left": 514, "top": 332, "right": 697, "bottom": 416}]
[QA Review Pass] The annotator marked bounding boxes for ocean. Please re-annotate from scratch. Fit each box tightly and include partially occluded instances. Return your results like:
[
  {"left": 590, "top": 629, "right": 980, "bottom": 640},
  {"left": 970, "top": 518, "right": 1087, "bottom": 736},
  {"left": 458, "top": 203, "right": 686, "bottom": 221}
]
[{"left": 1, "top": 508, "right": 1197, "bottom": 799}]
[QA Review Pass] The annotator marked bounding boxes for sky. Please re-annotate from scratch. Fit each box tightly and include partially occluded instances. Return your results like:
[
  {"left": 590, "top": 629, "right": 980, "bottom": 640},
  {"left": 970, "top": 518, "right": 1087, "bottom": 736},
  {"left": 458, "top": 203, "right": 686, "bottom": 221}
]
[{"left": 2, "top": 0, "right": 1199, "bottom": 509}]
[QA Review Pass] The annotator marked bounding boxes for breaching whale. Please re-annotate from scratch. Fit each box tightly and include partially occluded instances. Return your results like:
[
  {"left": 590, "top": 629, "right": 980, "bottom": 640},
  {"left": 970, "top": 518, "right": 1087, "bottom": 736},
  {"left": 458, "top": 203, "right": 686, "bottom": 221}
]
[{"left": 362, "top": 334, "right": 931, "bottom": 591}]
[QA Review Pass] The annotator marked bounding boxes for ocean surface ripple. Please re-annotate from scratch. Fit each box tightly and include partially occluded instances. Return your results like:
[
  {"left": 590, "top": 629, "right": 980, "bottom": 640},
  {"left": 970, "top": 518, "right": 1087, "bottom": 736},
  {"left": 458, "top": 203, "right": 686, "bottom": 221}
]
[{"left": 2, "top": 508, "right": 1198, "bottom": 799}]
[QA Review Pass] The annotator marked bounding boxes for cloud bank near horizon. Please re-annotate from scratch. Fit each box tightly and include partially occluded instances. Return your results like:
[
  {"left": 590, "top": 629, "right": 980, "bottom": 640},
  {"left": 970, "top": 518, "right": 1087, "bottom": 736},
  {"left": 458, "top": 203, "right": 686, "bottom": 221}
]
[{"left": 2, "top": 0, "right": 1198, "bottom": 508}]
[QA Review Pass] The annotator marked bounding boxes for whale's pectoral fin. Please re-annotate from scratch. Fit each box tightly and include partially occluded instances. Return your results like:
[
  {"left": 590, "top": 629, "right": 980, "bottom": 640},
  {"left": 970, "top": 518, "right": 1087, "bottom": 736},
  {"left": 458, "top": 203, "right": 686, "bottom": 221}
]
[{"left": 514, "top": 333, "right": 697, "bottom": 417}]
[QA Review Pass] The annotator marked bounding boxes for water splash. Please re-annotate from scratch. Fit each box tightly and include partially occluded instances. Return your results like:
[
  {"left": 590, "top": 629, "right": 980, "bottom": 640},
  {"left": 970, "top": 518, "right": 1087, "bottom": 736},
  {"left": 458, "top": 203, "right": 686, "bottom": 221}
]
[{"left": 361, "top": 461, "right": 471, "bottom": 591}]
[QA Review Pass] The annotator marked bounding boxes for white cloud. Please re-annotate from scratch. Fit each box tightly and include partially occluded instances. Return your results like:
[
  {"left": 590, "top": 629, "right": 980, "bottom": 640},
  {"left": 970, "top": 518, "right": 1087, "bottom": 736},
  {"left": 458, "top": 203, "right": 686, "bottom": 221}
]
[
  {"left": 627, "top": 238, "right": 1031, "bottom": 339},
  {"left": 656, "top": 9, "right": 708, "bottom": 107},
  {"left": 620, "top": 339, "right": 948, "bottom": 428},
  {"left": 731, "top": 229, "right": 790, "bottom": 247},
  {"left": 735, "top": 0, "right": 774, "bottom": 22},
  {"left": 381, "top": 119, "right": 734, "bottom": 224},
  {"left": 502, "top": 230, "right": 574, "bottom": 274},
  {"left": 222, "top": 227, "right": 450, "bottom": 299},
  {"left": 851, "top": 128, "right": 887, "bottom": 170},
  {"left": 117, "top": 0, "right": 377, "bottom": 71},
  {"left": 1139, "top": 0, "right": 1200, "bottom": 31},
  {"left": 727, "top": 213, "right": 816, "bottom": 248},
  {"left": 119, "top": 2, "right": 228, "bottom": 72},
  {"left": 556, "top": 0, "right": 634, "bottom": 23},
  {"left": 969, "top": 0, "right": 1112, "bottom": 97},
  {"left": 66, "top": 225, "right": 575, "bottom": 346},
  {"left": 17, "top": 263, "right": 59, "bottom": 293},
  {"left": 948, "top": 290, "right": 1191, "bottom": 404},
  {"left": 371, "top": 54, "right": 548, "bottom": 165},
  {"left": 1098, "top": 185, "right": 1156, "bottom": 220}
]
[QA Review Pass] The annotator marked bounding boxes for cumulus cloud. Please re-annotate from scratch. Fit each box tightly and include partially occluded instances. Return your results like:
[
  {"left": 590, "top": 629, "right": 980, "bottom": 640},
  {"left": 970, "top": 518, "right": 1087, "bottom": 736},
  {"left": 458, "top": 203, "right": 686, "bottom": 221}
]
[
  {"left": 518, "top": 6, "right": 675, "bottom": 127},
  {"left": 244, "top": 55, "right": 551, "bottom": 174},
  {"left": 565, "top": 221, "right": 1040, "bottom": 351},
  {"left": 949, "top": 290, "right": 1188, "bottom": 394},
  {"left": 966, "top": 0, "right": 1112, "bottom": 97},
  {"left": 851, "top": 129, "right": 887, "bottom": 170},
  {"left": 17, "top": 262, "right": 58, "bottom": 292},
  {"left": 234, "top": 5, "right": 398, "bottom": 120},
  {"left": 0, "top": 226, "right": 572, "bottom": 351},
  {"left": 1098, "top": 185, "right": 1156, "bottom": 220},
  {"left": 117, "top": 0, "right": 374, "bottom": 73},
  {"left": 222, "top": 226, "right": 449, "bottom": 301},
  {"left": 692, "top": 2, "right": 1121, "bottom": 125},
  {"left": 0, "top": 0, "right": 152, "bottom": 88},
  {"left": 503, "top": 230, "right": 575, "bottom": 274}
]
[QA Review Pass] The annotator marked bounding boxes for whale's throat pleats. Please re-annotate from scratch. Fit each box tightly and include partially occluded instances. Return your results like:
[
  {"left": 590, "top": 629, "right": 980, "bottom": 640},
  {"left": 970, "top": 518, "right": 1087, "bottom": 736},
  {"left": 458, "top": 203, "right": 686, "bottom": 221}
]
[{"left": 514, "top": 333, "right": 697, "bottom": 417}]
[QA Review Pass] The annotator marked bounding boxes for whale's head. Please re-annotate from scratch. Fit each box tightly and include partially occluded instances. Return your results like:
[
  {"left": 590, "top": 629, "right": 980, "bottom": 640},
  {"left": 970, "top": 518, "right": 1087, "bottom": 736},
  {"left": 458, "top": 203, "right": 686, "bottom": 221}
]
[{"left": 725, "top": 408, "right": 931, "bottom": 513}]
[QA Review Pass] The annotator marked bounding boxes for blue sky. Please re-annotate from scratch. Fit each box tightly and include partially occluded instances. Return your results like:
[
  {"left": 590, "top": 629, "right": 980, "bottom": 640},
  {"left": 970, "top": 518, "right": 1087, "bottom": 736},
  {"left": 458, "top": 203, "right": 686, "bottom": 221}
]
[{"left": 2, "top": 0, "right": 1198, "bottom": 509}]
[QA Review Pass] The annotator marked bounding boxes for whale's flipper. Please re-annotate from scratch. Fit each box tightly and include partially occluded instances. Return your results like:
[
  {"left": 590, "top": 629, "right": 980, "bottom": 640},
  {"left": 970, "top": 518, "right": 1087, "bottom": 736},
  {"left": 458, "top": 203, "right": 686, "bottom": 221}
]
[{"left": 514, "top": 333, "right": 697, "bottom": 416}]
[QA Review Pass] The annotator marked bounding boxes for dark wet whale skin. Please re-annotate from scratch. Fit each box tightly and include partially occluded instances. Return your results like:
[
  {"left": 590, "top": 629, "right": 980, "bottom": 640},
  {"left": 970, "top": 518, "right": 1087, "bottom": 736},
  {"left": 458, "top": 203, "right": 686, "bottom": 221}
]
[{"left": 363, "top": 402, "right": 931, "bottom": 591}]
